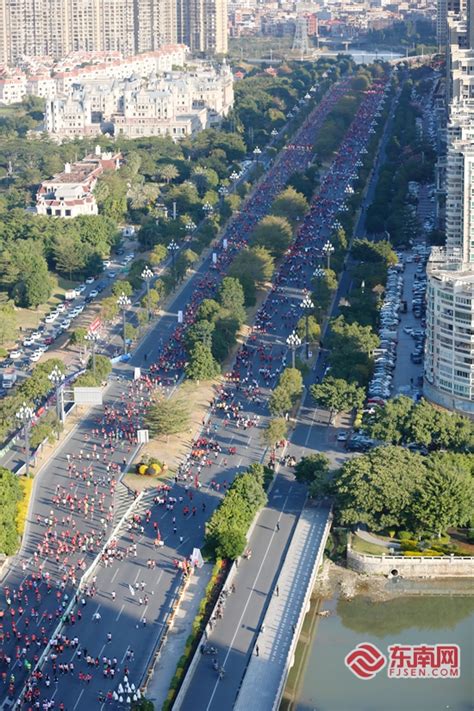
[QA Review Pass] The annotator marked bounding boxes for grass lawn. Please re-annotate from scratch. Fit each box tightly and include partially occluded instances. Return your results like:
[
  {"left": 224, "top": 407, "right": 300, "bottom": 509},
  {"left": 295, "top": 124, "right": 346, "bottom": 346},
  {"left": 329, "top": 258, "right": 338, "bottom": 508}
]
[
  {"left": 351, "top": 534, "right": 389, "bottom": 556},
  {"left": 13, "top": 276, "right": 79, "bottom": 337}
]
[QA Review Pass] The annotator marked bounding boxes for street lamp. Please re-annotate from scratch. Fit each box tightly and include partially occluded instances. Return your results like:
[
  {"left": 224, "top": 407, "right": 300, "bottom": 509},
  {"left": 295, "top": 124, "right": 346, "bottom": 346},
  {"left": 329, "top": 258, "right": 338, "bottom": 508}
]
[
  {"left": 85, "top": 330, "right": 99, "bottom": 379},
  {"left": 286, "top": 330, "right": 302, "bottom": 369},
  {"left": 202, "top": 202, "right": 214, "bottom": 219},
  {"left": 185, "top": 220, "right": 196, "bottom": 240},
  {"left": 48, "top": 365, "right": 65, "bottom": 425},
  {"left": 141, "top": 265, "right": 154, "bottom": 321},
  {"left": 253, "top": 146, "right": 262, "bottom": 163},
  {"left": 218, "top": 185, "right": 229, "bottom": 199},
  {"left": 168, "top": 240, "right": 179, "bottom": 286},
  {"left": 271, "top": 128, "right": 278, "bottom": 137},
  {"left": 16, "top": 403, "right": 34, "bottom": 477},
  {"left": 117, "top": 293, "right": 131, "bottom": 355},
  {"left": 322, "top": 240, "right": 335, "bottom": 270},
  {"left": 302, "top": 295, "right": 314, "bottom": 360}
]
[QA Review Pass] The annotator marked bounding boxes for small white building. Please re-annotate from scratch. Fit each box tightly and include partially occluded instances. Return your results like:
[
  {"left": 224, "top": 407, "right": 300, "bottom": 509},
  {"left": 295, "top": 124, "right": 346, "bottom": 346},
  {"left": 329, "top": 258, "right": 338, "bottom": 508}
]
[{"left": 36, "top": 147, "right": 121, "bottom": 218}]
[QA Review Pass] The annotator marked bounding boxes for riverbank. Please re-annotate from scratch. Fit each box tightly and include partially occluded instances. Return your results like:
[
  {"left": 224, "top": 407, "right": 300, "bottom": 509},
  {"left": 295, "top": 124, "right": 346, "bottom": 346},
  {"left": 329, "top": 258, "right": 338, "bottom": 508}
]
[
  {"left": 282, "top": 561, "right": 474, "bottom": 711},
  {"left": 315, "top": 559, "right": 474, "bottom": 602}
]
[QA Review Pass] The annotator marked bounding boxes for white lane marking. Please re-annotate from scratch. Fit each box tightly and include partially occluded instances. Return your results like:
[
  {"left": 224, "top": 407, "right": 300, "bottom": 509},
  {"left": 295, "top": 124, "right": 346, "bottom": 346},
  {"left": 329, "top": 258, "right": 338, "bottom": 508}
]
[
  {"left": 73, "top": 689, "right": 84, "bottom": 710},
  {"left": 115, "top": 603, "right": 125, "bottom": 621}
]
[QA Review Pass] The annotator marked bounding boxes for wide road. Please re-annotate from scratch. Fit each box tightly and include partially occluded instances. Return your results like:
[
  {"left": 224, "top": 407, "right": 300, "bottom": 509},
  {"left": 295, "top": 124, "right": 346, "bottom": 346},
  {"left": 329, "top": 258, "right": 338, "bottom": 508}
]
[
  {"left": 5, "top": 74, "right": 390, "bottom": 711},
  {"left": 0, "top": 76, "right": 358, "bottom": 708}
]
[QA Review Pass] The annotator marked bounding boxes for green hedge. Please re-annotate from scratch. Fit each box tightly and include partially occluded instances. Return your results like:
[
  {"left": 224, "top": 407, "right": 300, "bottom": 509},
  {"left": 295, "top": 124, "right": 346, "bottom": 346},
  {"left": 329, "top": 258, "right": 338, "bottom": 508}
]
[{"left": 204, "top": 464, "right": 267, "bottom": 560}]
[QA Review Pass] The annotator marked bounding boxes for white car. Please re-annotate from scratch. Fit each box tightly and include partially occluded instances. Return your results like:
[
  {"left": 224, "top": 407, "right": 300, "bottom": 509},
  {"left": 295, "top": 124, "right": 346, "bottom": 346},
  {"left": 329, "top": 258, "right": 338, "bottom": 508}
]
[
  {"left": 89, "top": 289, "right": 98, "bottom": 299},
  {"left": 29, "top": 351, "right": 42, "bottom": 362},
  {"left": 76, "top": 284, "right": 86, "bottom": 293},
  {"left": 103, "top": 260, "right": 111, "bottom": 268},
  {"left": 85, "top": 276, "right": 95, "bottom": 284},
  {"left": 45, "top": 312, "right": 58, "bottom": 323},
  {"left": 10, "top": 349, "right": 23, "bottom": 359},
  {"left": 56, "top": 303, "right": 66, "bottom": 313},
  {"left": 60, "top": 319, "right": 71, "bottom": 329},
  {"left": 337, "top": 431, "right": 348, "bottom": 442},
  {"left": 23, "top": 337, "right": 34, "bottom": 347},
  {"left": 31, "top": 331, "right": 42, "bottom": 341}
]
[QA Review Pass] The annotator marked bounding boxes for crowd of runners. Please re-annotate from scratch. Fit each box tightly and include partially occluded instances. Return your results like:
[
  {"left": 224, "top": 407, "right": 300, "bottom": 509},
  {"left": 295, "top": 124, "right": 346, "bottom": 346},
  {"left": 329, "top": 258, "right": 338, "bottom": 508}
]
[{"left": 0, "top": 74, "right": 389, "bottom": 710}]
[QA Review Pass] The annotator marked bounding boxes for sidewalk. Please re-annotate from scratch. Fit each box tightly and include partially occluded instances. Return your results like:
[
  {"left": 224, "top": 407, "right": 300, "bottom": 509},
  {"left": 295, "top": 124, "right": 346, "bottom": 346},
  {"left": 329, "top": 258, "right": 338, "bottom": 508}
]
[
  {"left": 234, "top": 503, "right": 332, "bottom": 711},
  {"left": 144, "top": 563, "right": 213, "bottom": 708}
]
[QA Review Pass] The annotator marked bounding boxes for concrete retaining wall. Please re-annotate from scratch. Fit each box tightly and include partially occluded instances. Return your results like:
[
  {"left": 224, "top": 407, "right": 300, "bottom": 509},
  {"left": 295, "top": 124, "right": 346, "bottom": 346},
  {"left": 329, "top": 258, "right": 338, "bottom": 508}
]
[{"left": 347, "top": 548, "right": 474, "bottom": 578}]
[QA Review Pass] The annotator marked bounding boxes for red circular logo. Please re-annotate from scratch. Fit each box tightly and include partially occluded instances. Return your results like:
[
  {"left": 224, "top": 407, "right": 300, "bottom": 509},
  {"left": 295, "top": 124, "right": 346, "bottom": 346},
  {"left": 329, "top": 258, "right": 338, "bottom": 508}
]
[{"left": 345, "top": 643, "right": 387, "bottom": 680}]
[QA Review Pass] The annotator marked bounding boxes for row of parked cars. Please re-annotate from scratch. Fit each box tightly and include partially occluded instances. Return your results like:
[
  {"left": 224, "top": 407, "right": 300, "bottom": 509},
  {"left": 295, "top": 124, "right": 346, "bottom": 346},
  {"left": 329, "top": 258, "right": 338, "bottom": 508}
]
[
  {"left": 367, "top": 263, "right": 405, "bottom": 405},
  {"left": 8, "top": 280, "right": 108, "bottom": 370}
]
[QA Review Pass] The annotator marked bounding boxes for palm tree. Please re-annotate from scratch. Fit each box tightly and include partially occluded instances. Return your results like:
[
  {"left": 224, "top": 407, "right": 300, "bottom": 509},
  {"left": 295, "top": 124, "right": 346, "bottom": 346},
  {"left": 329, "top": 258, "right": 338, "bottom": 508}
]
[{"left": 158, "top": 164, "right": 179, "bottom": 184}]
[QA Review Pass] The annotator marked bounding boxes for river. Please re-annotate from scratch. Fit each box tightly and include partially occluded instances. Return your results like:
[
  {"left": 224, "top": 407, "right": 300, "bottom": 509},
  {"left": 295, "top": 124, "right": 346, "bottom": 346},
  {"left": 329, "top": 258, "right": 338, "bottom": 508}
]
[{"left": 283, "top": 581, "right": 474, "bottom": 711}]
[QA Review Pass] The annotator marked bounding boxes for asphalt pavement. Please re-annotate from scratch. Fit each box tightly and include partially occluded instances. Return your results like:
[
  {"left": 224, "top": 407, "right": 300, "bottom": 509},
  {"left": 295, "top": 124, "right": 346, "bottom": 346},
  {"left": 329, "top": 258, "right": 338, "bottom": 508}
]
[{"left": 0, "top": 77, "right": 357, "bottom": 710}]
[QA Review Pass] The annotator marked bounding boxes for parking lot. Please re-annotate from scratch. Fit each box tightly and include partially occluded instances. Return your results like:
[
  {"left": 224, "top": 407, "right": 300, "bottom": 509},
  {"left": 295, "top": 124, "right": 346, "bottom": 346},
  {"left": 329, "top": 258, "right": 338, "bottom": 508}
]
[{"left": 392, "top": 252, "right": 426, "bottom": 397}]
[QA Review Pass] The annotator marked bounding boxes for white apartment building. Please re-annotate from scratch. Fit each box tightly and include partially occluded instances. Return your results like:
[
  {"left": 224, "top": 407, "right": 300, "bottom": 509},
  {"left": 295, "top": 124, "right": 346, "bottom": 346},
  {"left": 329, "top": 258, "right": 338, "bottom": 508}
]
[
  {"left": 443, "top": 123, "right": 474, "bottom": 264},
  {"left": 424, "top": 256, "right": 474, "bottom": 414},
  {"left": 424, "top": 6, "right": 474, "bottom": 416},
  {"left": 45, "top": 61, "right": 233, "bottom": 140}
]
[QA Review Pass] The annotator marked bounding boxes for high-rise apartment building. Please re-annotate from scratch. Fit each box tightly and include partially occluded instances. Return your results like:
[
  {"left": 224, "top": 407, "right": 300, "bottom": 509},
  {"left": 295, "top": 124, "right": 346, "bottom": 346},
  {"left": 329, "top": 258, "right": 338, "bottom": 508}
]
[
  {"left": 0, "top": 0, "right": 227, "bottom": 64},
  {"left": 437, "top": 0, "right": 465, "bottom": 46},
  {"left": 424, "top": 7, "right": 474, "bottom": 417},
  {"left": 177, "top": 0, "right": 228, "bottom": 55},
  {"left": 135, "top": 0, "right": 177, "bottom": 52}
]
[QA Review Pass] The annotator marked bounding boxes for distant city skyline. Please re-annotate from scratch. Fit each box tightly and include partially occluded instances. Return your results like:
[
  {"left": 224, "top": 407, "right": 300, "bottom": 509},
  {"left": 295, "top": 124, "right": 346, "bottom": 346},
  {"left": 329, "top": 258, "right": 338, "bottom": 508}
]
[{"left": 0, "top": 0, "right": 228, "bottom": 65}]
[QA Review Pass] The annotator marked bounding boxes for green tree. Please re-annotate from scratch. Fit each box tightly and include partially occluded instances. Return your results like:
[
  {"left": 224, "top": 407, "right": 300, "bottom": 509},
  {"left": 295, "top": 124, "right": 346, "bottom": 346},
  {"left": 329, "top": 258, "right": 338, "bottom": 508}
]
[
  {"left": 279, "top": 367, "right": 303, "bottom": 400},
  {"left": 205, "top": 468, "right": 267, "bottom": 560},
  {"left": 218, "top": 277, "right": 246, "bottom": 325},
  {"left": 334, "top": 446, "right": 425, "bottom": 531},
  {"left": 364, "top": 396, "right": 414, "bottom": 444},
  {"left": 310, "top": 376, "right": 364, "bottom": 421},
  {"left": 251, "top": 215, "right": 293, "bottom": 258},
  {"left": 150, "top": 244, "right": 168, "bottom": 266},
  {"left": 186, "top": 342, "right": 220, "bottom": 381},
  {"left": 127, "top": 259, "right": 148, "bottom": 290},
  {"left": 175, "top": 248, "right": 198, "bottom": 282},
  {"left": 112, "top": 280, "right": 133, "bottom": 297},
  {"left": 146, "top": 285, "right": 164, "bottom": 313},
  {"left": 158, "top": 163, "right": 179, "bottom": 184},
  {"left": 296, "top": 315, "right": 320, "bottom": 343},
  {"left": 100, "top": 296, "right": 120, "bottom": 322},
  {"left": 185, "top": 320, "right": 215, "bottom": 350},
  {"left": 312, "top": 268, "right": 337, "bottom": 318},
  {"left": 197, "top": 298, "right": 221, "bottom": 323},
  {"left": 261, "top": 418, "right": 288, "bottom": 450},
  {"left": 412, "top": 459, "right": 474, "bottom": 537},
  {"left": 145, "top": 396, "right": 190, "bottom": 437},
  {"left": 268, "top": 385, "right": 293, "bottom": 417},
  {"left": 8, "top": 241, "right": 52, "bottom": 308},
  {"left": 294, "top": 453, "right": 330, "bottom": 485},
  {"left": 124, "top": 323, "right": 138, "bottom": 343},
  {"left": 229, "top": 246, "right": 275, "bottom": 287},
  {"left": 53, "top": 233, "right": 86, "bottom": 279},
  {"left": 0, "top": 466, "right": 22, "bottom": 554},
  {"left": 271, "top": 186, "right": 308, "bottom": 228},
  {"left": 327, "top": 316, "right": 379, "bottom": 385}
]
